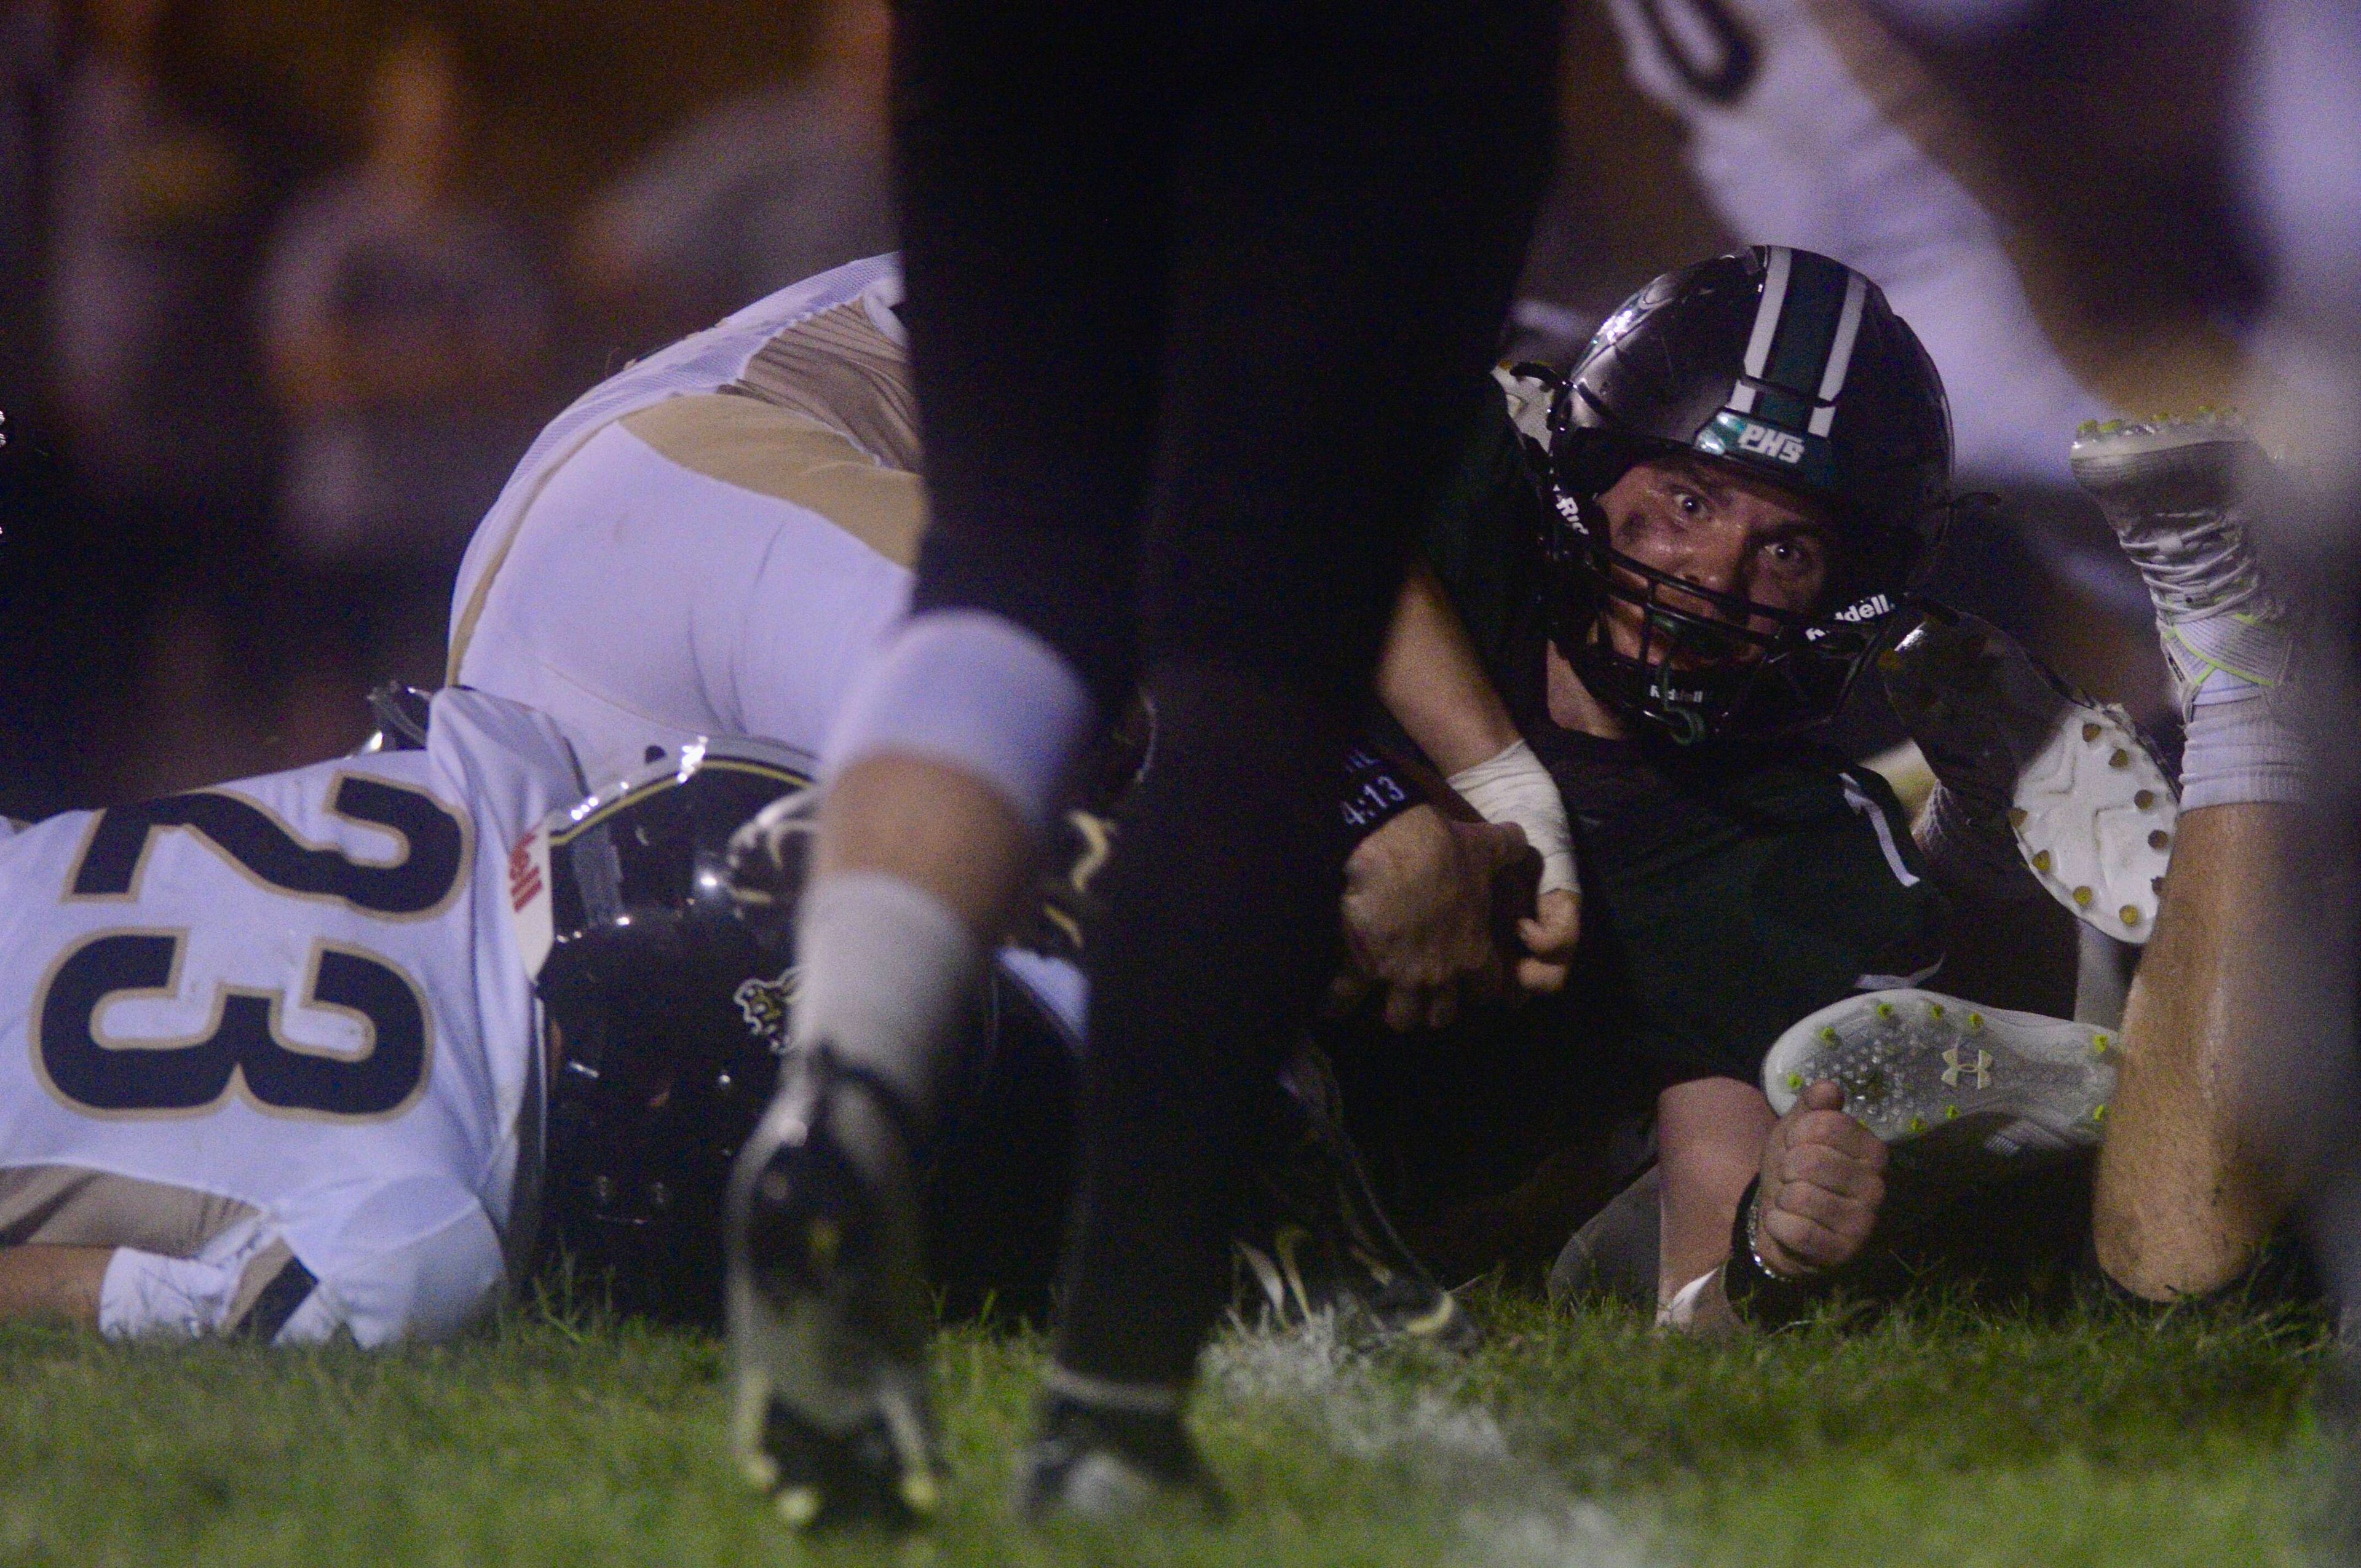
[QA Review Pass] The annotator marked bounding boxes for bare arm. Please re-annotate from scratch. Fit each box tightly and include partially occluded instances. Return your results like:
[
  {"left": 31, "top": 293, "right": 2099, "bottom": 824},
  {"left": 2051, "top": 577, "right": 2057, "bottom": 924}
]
[
  {"left": 0, "top": 1245, "right": 111, "bottom": 1329},
  {"left": 1374, "top": 563, "right": 1581, "bottom": 988},
  {"left": 1337, "top": 802, "right": 1525, "bottom": 1031},
  {"left": 1655, "top": 1079, "right": 1888, "bottom": 1336},
  {"left": 1375, "top": 560, "right": 1521, "bottom": 776}
]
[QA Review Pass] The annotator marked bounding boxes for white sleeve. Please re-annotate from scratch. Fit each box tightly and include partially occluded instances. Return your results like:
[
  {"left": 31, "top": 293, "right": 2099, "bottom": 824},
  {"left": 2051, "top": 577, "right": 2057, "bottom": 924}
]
[
  {"left": 99, "top": 1249, "right": 247, "bottom": 1339},
  {"left": 276, "top": 1176, "right": 507, "bottom": 1348},
  {"left": 97, "top": 1214, "right": 277, "bottom": 1340}
]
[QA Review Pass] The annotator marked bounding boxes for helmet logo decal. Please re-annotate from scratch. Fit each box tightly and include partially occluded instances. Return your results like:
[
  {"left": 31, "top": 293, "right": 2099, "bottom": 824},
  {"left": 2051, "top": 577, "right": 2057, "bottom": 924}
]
[
  {"left": 1698, "top": 411, "right": 1837, "bottom": 489},
  {"left": 1729, "top": 417, "right": 1806, "bottom": 465},
  {"left": 732, "top": 967, "right": 800, "bottom": 1052}
]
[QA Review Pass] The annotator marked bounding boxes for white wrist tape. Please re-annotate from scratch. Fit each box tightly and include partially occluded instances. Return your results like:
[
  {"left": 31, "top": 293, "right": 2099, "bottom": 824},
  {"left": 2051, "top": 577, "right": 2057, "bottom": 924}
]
[
  {"left": 100, "top": 1248, "right": 243, "bottom": 1339},
  {"left": 1448, "top": 739, "right": 1576, "bottom": 897}
]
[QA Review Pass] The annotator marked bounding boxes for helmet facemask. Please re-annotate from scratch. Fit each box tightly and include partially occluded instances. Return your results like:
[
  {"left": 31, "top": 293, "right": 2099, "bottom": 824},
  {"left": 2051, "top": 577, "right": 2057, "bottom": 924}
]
[{"left": 1544, "top": 479, "right": 1903, "bottom": 746}]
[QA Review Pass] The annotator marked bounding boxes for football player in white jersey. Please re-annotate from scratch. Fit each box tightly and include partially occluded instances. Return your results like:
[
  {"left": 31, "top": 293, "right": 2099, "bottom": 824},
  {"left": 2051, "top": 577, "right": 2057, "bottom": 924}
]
[
  {"left": 0, "top": 689, "right": 951, "bottom": 1343},
  {"left": 0, "top": 688, "right": 579, "bottom": 1343}
]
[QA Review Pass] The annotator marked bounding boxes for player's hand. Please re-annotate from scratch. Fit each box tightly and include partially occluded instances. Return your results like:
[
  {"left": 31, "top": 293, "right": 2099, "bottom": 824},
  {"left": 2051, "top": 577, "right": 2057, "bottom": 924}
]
[
  {"left": 1752, "top": 1081, "right": 1886, "bottom": 1277},
  {"left": 1513, "top": 885, "right": 1581, "bottom": 994},
  {"left": 1337, "top": 804, "right": 1525, "bottom": 1031}
]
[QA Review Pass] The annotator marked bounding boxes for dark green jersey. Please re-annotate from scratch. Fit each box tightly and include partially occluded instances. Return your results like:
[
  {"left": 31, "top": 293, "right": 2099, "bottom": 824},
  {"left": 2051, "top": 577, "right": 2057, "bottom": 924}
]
[{"left": 1420, "top": 400, "right": 1945, "bottom": 1090}]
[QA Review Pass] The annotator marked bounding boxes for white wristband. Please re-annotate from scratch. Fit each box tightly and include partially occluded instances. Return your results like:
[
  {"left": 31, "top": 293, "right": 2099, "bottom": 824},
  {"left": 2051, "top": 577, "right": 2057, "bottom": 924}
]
[
  {"left": 100, "top": 1248, "right": 243, "bottom": 1339},
  {"left": 1447, "top": 739, "right": 1576, "bottom": 898}
]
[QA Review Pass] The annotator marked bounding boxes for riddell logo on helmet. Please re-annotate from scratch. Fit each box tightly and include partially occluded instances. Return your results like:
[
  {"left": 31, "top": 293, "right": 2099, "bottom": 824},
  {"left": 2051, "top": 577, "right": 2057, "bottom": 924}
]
[
  {"left": 1833, "top": 594, "right": 1894, "bottom": 623},
  {"left": 1733, "top": 419, "right": 1808, "bottom": 465}
]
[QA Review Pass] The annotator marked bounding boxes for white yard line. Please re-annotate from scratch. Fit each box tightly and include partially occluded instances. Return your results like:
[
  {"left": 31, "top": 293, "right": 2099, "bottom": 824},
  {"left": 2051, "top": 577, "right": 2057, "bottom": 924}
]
[{"left": 1204, "top": 1319, "right": 1664, "bottom": 1567}]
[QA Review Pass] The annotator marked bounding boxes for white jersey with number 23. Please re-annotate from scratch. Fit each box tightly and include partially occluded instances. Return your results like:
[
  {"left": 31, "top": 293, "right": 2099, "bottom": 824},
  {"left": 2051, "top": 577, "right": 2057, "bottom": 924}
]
[{"left": 0, "top": 689, "right": 577, "bottom": 1345}]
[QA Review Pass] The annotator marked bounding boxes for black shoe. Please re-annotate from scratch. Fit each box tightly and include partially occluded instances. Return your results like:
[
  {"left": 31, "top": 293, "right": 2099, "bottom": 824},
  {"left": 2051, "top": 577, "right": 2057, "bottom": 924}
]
[
  {"left": 1016, "top": 1388, "right": 1227, "bottom": 1524},
  {"left": 726, "top": 1051, "right": 942, "bottom": 1529},
  {"left": 1231, "top": 1043, "right": 1480, "bottom": 1352}
]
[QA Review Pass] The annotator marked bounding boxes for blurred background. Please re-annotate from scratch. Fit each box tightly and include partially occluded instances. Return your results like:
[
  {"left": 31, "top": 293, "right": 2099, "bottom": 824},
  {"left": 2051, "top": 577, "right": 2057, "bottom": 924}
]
[{"left": 0, "top": 0, "right": 2260, "bottom": 818}]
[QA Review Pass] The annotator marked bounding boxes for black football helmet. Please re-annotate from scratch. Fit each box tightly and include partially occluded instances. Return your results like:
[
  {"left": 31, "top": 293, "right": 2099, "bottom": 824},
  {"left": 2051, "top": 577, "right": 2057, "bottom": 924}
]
[
  {"left": 526, "top": 737, "right": 816, "bottom": 1324},
  {"left": 1537, "top": 245, "right": 1955, "bottom": 744}
]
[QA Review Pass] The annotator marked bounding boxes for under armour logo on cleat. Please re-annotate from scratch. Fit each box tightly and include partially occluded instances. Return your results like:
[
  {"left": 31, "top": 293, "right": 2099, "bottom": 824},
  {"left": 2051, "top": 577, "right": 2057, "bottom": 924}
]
[{"left": 1942, "top": 1047, "right": 1993, "bottom": 1090}]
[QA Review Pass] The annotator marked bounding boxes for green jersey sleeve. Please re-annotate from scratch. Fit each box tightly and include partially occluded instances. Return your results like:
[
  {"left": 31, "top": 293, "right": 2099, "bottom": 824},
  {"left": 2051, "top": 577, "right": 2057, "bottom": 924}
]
[{"left": 1417, "top": 392, "right": 1556, "bottom": 685}]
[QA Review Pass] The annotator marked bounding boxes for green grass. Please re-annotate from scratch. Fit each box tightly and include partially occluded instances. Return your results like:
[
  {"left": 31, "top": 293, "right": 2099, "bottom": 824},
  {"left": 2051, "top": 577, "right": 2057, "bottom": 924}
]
[{"left": 0, "top": 1292, "right": 2340, "bottom": 1567}]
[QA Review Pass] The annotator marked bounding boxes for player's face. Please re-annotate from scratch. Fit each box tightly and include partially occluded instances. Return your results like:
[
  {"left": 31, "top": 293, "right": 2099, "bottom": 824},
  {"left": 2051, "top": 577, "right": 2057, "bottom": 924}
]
[{"left": 1596, "top": 455, "right": 1832, "bottom": 668}]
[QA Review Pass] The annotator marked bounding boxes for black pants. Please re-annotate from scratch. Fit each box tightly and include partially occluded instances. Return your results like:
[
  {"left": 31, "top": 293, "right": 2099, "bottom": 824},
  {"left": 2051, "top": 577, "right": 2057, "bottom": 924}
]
[{"left": 892, "top": 1, "right": 1561, "bottom": 1384}]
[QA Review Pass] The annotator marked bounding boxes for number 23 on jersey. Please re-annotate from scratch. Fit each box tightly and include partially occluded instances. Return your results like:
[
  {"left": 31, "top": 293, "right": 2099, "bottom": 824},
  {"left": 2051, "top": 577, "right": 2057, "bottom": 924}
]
[{"left": 33, "top": 776, "right": 470, "bottom": 1122}]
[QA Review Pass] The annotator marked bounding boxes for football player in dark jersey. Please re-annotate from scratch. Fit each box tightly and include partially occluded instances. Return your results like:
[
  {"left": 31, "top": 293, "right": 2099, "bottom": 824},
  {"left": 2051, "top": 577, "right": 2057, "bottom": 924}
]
[{"left": 1325, "top": 246, "right": 2138, "bottom": 1332}]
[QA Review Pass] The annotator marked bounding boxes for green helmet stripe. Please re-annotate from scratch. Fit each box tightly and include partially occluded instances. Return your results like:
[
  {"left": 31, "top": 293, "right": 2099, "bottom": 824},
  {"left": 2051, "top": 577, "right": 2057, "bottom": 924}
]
[{"left": 1760, "top": 250, "right": 1852, "bottom": 407}]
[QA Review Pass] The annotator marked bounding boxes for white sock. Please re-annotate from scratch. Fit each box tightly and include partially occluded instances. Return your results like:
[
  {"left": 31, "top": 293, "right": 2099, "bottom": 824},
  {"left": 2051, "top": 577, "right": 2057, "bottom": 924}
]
[
  {"left": 822, "top": 610, "right": 1096, "bottom": 839},
  {"left": 789, "top": 871, "right": 984, "bottom": 1119},
  {"left": 2179, "top": 683, "right": 2309, "bottom": 812}
]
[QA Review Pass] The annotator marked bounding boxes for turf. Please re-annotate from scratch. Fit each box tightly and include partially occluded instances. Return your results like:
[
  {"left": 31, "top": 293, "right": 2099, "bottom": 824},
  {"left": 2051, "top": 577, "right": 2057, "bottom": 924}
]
[{"left": 0, "top": 1291, "right": 2339, "bottom": 1567}]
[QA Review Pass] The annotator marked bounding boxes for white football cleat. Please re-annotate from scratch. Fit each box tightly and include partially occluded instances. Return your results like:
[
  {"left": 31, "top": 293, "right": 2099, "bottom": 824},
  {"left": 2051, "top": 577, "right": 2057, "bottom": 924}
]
[
  {"left": 2069, "top": 413, "right": 2296, "bottom": 719},
  {"left": 1764, "top": 988, "right": 2118, "bottom": 1160},
  {"left": 1880, "top": 606, "right": 2178, "bottom": 943}
]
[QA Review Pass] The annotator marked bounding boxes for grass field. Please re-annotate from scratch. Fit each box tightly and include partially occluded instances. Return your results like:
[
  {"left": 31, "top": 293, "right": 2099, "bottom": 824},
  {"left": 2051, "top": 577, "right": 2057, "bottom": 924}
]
[{"left": 0, "top": 1291, "right": 2341, "bottom": 1567}]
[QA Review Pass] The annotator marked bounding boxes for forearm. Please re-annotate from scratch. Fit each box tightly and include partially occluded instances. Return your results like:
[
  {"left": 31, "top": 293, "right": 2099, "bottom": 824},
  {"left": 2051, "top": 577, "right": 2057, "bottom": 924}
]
[
  {"left": 1375, "top": 560, "right": 1522, "bottom": 775},
  {"left": 0, "top": 1245, "right": 111, "bottom": 1329},
  {"left": 1375, "top": 561, "right": 1576, "bottom": 909}
]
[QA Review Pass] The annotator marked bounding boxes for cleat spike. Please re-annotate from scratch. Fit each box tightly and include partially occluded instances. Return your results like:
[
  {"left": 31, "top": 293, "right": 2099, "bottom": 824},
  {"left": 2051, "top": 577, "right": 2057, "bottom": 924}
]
[
  {"left": 2110, "top": 749, "right": 2131, "bottom": 769},
  {"left": 775, "top": 1487, "right": 824, "bottom": 1530},
  {"left": 2121, "top": 906, "right": 2141, "bottom": 926},
  {"left": 2072, "top": 886, "right": 2094, "bottom": 907},
  {"left": 2082, "top": 722, "right": 2103, "bottom": 743},
  {"left": 2135, "top": 790, "right": 2157, "bottom": 810},
  {"left": 2031, "top": 850, "right": 2052, "bottom": 873},
  {"left": 2149, "top": 830, "right": 2170, "bottom": 851}
]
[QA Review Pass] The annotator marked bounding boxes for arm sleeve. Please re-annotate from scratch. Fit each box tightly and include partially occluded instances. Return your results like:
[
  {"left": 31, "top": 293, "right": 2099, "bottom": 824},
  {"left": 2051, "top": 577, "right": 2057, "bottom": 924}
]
[
  {"left": 97, "top": 1213, "right": 277, "bottom": 1339},
  {"left": 99, "top": 1248, "right": 248, "bottom": 1339},
  {"left": 1415, "top": 385, "right": 1556, "bottom": 689},
  {"left": 274, "top": 1176, "right": 508, "bottom": 1347}
]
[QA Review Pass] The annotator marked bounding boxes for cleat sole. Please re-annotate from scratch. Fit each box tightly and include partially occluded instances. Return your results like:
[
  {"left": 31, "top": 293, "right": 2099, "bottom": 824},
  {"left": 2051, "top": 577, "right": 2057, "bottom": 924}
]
[
  {"left": 2011, "top": 697, "right": 2175, "bottom": 944},
  {"left": 1764, "top": 988, "right": 2116, "bottom": 1160}
]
